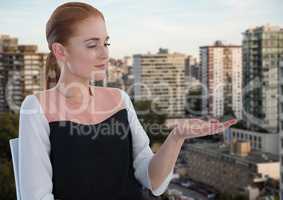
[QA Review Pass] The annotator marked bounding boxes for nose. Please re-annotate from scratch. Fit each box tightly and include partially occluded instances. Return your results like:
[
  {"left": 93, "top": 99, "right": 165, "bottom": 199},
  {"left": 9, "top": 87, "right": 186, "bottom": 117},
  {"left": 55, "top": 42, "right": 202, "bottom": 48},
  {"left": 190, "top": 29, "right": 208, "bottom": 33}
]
[{"left": 98, "top": 46, "right": 109, "bottom": 60}]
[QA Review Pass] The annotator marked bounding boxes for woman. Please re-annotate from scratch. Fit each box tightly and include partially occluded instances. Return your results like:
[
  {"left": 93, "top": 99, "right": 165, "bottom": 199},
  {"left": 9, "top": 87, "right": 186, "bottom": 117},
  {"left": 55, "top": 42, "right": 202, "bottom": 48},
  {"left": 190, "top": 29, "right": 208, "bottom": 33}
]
[{"left": 18, "top": 2, "right": 237, "bottom": 200}]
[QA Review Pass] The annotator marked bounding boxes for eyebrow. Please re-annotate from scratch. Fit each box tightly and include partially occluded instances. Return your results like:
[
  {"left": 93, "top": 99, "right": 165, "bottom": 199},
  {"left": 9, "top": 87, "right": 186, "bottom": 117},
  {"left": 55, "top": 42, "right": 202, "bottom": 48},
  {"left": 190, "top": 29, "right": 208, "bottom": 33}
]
[{"left": 84, "top": 36, "right": 110, "bottom": 42}]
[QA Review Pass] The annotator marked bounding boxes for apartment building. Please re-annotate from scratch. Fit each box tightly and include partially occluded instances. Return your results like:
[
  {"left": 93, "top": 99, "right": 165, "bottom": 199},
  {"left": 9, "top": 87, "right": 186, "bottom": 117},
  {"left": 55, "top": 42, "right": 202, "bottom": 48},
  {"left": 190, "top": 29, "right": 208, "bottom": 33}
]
[{"left": 200, "top": 41, "right": 242, "bottom": 119}]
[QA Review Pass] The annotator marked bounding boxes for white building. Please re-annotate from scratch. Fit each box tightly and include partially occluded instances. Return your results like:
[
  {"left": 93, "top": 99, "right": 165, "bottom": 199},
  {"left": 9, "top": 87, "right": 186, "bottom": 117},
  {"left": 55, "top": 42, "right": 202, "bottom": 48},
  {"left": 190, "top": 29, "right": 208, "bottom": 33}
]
[
  {"left": 225, "top": 128, "right": 279, "bottom": 155},
  {"left": 200, "top": 41, "right": 242, "bottom": 119},
  {"left": 242, "top": 25, "right": 283, "bottom": 133},
  {"left": 0, "top": 35, "right": 46, "bottom": 112},
  {"left": 133, "top": 48, "right": 187, "bottom": 117}
]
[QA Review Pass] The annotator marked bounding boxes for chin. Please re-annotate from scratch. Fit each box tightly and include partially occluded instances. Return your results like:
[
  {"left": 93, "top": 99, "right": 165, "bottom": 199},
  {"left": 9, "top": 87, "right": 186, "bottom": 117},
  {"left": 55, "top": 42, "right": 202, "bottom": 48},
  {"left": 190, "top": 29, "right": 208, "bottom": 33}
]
[
  {"left": 89, "top": 69, "right": 106, "bottom": 81},
  {"left": 93, "top": 74, "right": 106, "bottom": 81}
]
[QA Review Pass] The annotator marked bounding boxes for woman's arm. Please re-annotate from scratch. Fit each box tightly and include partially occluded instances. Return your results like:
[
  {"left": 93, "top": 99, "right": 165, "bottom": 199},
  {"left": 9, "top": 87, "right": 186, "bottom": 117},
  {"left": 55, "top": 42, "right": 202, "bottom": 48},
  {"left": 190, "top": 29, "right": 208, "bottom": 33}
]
[
  {"left": 19, "top": 95, "right": 54, "bottom": 200},
  {"left": 148, "top": 132, "right": 184, "bottom": 191},
  {"left": 121, "top": 89, "right": 237, "bottom": 196},
  {"left": 121, "top": 89, "right": 174, "bottom": 196},
  {"left": 148, "top": 118, "right": 237, "bottom": 190}
]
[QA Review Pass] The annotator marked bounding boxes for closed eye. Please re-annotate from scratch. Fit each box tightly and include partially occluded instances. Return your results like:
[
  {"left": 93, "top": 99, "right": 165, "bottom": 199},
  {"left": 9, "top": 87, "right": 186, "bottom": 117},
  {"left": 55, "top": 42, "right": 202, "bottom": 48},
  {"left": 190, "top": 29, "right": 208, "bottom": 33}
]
[{"left": 87, "top": 43, "right": 111, "bottom": 48}]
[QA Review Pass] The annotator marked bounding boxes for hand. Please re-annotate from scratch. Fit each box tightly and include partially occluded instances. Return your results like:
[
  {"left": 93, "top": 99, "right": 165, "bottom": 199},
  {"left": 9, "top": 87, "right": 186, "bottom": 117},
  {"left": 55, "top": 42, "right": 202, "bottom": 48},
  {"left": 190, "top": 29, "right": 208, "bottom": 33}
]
[{"left": 170, "top": 118, "right": 238, "bottom": 140}]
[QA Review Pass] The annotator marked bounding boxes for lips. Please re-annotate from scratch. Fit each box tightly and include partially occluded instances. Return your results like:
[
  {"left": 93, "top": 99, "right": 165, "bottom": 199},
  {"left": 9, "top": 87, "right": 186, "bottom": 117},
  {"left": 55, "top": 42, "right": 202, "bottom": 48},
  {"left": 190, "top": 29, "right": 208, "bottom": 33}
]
[{"left": 94, "top": 63, "right": 107, "bottom": 69}]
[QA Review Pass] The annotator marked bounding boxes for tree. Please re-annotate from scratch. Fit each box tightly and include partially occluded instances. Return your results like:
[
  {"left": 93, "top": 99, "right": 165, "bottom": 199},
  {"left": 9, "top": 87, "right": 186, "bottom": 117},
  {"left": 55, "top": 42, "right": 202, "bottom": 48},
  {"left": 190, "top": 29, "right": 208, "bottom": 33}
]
[
  {"left": 133, "top": 100, "right": 170, "bottom": 145},
  {"left": 0, "top": 112, "right": 19, "bottom": 200},
  {"left": 0, "top": 158, "right": 16, "bottom": 200},
  {"left": 0, "top": 112, "right": 19, "bottom": 159}
]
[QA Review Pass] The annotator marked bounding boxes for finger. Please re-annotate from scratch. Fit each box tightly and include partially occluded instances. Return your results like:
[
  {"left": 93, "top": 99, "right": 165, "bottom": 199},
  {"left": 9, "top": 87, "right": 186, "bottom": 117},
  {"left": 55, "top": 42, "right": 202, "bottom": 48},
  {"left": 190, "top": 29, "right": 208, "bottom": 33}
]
[
  {"left": 209, "top": 119, "right": 237, "bottom": 134},
  {"left": 223, "top": 118, "right": 238, "bottom": 128},
  {"left": 193, "top": 122, "right": 220, "bottom": 137}
]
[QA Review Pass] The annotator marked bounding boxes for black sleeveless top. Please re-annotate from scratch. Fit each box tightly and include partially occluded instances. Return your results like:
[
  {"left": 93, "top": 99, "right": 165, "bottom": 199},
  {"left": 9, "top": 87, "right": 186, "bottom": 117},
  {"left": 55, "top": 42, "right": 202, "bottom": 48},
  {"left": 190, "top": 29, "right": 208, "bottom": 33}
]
[{"left": 48, "top": 108, "right": 144, "bottom": 200}]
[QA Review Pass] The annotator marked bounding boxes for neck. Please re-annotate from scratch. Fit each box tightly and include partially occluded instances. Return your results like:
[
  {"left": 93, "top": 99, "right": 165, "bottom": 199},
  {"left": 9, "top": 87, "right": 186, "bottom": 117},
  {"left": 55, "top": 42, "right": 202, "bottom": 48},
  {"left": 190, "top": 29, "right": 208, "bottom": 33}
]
[{"left": 55, "top": 69, "right": 94, "bottom": 102}]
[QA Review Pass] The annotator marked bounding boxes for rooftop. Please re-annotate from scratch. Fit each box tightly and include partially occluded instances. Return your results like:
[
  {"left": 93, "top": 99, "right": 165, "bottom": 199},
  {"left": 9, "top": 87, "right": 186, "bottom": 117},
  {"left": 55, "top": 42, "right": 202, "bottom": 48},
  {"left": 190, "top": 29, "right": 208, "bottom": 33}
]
[{"left": 184, "top": 141, "right": 278, "bottom": 165}]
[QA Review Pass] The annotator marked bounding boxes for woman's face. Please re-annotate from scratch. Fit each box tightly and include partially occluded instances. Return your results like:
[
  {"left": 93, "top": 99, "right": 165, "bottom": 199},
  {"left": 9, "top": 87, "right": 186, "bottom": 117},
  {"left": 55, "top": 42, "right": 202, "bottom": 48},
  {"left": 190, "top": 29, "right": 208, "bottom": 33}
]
[{"left": 63, "top": 16, "right": 110, "bottom": 81}]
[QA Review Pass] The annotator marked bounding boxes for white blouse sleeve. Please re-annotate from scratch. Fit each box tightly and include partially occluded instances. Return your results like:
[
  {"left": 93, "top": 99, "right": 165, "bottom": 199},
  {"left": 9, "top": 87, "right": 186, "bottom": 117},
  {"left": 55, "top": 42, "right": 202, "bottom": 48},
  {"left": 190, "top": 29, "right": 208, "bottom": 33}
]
[
  {"left": 18, "top": 95, "right": 54, "bottom": 200},
  {"left": 120, "top": 89, "right": 174, "bottom": 196}
]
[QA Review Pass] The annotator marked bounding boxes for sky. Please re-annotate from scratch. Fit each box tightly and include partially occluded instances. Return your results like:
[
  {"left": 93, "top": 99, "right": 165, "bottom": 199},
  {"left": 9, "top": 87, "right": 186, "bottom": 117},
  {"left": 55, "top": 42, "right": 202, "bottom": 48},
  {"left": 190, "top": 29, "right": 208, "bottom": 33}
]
[{"left": 0, "top": 0, "right": 282, "bottom": 59}]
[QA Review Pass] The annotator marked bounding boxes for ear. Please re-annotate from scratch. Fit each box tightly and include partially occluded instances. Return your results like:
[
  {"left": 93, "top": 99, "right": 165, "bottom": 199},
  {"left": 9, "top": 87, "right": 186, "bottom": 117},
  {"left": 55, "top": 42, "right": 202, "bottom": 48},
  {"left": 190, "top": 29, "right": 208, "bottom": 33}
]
[{"left": 51, "top": 42, "right": 68, "bottom": 61}]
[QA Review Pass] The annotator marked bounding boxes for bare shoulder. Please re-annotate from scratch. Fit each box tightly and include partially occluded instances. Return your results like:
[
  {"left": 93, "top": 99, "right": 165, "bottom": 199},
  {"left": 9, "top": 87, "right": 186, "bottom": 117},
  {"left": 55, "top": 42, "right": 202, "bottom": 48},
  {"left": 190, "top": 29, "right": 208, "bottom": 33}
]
[
  {"left": 94, "top": 86, "right": 121, "bottom": 98},
  {"left": 93, "top": 86, "right": 124, "bottom": 108},
  {"left": 33, "top": 88, "right": 55, "bottom": 102},
  {"left": 32, "top": 88, "right": 57, "bottom": 113}
]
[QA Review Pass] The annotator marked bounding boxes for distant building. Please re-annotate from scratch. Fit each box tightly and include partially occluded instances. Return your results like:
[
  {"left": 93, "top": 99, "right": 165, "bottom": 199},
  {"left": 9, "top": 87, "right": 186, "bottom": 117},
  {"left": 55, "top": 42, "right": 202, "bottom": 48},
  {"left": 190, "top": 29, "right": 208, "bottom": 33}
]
[
  {"left": 182, "top": 141, "right": 279, "bottom": 199},
  {"left": 185, "top": 55, "right": 200, "bottom": 81},
  {"left": 18, "top": 45, "right": 46, "bottom": 97},
  {"left": 242, "top": 25, "right": 283, "bottom": 133},
  {"left": 200, "top": 41, "right": 242, "bottom": 119},
  {"left": 133, "top": 48, "right": 187, "bottom": 117},
  {"left": 0, "top": 34, "right": 47, "bottom": 112},
  {"left": 224, "top": 128, "right": 279, "bottom": 155}
]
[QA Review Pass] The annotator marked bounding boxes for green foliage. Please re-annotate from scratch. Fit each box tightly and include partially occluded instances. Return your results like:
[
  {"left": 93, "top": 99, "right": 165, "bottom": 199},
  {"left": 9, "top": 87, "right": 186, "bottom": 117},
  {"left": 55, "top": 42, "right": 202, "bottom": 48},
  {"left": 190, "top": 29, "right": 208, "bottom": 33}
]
[
  {"left": 133, "top": 100, "right": 169, "bottom": 145},
  {"left": 0, "top": 158, "right": 16, "bottom": 200},
  {"left": 0, "top": 112, "right": 19, "bottom": 158},
  {"left": 218, "top": 192, "right": 248, "bottom": 200},
  {"left": 0, "top": 112, "right": 19, "bottom": 200}
]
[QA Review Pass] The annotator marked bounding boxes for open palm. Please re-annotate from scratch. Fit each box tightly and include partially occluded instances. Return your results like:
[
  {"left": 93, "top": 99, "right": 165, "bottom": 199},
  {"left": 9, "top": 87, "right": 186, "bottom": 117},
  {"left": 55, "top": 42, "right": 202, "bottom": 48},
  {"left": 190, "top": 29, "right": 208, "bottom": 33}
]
[{"left": 170, "top": 118, "right": 238, "bottom": 140}]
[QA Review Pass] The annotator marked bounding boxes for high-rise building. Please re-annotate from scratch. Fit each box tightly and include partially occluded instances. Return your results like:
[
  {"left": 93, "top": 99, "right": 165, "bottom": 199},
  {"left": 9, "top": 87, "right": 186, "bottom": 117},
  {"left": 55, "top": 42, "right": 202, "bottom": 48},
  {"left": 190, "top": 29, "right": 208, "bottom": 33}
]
[
  {"left": 242, "top": 25, "right": 283, "bottom": 133},
  {"left": 185, "top": 55, "right": 200, "bottom": 81},
  {"left": 200, "top": 41, "right": 242, "bottom": 119},
  {"left": 18, "top": 45, "right": 47, "bottom": 97},
  {"left": 0, "top": 34, "right": 47, "bottom": 113},
  {"left": 133, "top": 48, "right": 187, "bottom": 117},
  {"left": 0, "top": 34, "right": 21, "bottom": 112}
]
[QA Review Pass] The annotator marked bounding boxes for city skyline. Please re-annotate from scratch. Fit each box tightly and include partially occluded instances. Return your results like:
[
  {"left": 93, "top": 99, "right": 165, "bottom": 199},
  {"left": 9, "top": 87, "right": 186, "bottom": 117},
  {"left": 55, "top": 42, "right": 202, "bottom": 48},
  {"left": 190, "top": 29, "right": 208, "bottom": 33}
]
[
  {"left": 1, "top": 2, "right": 283, "bottom": 198},
  {"left": 0, "top": 0, "right": 282, "bottom": 59}
]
